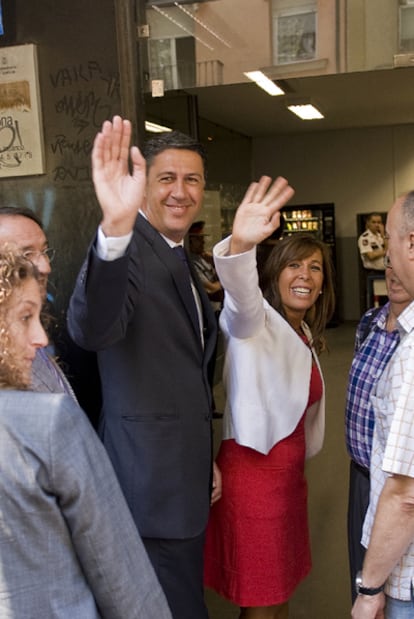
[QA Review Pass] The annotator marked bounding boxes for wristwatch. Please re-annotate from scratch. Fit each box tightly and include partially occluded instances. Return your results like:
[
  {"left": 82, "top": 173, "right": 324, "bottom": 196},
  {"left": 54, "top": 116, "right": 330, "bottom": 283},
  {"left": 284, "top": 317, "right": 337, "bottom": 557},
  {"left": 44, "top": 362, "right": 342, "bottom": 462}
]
[{"left": 355, "top": 571, "right": 385, "bottom": 596}]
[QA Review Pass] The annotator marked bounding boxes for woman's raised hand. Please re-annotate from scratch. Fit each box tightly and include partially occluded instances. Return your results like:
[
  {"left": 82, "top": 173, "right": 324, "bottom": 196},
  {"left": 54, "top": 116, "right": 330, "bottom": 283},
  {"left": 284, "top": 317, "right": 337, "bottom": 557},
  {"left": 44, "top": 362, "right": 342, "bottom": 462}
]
[{"left": 230, "top": 176, "right": 295, "bottom": 255}]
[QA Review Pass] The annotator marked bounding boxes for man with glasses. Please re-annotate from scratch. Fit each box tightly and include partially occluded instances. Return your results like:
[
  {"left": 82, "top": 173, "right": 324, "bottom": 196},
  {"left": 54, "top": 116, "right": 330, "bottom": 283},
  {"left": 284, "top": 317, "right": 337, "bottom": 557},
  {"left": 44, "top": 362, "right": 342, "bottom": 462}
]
[{"left": 0, "top": 206, "right": 74, "bottom": 395}]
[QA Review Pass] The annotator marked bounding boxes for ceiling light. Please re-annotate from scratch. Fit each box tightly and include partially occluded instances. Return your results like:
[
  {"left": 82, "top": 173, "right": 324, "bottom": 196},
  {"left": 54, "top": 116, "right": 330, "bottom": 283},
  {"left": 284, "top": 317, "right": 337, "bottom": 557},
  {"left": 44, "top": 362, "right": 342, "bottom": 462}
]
[
  {"left": 244, "top": 71, "right": 285, "bottom": 96},
  {"left": 287, "top": 103, "right": 324, "bottom": 120},
  {"left": 145, "top": 121, "right": 172, "bottom": 133}
]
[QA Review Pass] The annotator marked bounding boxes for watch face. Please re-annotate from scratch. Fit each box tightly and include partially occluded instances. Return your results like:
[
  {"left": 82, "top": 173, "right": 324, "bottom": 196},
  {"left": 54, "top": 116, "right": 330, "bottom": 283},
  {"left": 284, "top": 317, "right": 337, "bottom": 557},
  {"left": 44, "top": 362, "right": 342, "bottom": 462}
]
[{"left": 355, "top": 571, "right": 363, "bottom": 592}]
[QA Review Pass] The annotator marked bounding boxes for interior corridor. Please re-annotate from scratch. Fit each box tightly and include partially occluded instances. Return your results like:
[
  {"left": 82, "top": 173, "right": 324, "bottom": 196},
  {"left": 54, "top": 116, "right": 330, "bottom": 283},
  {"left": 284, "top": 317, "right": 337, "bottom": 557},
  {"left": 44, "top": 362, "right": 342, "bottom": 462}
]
[{"left": 206, "top": 321, "right": 356, "bottom": 619}]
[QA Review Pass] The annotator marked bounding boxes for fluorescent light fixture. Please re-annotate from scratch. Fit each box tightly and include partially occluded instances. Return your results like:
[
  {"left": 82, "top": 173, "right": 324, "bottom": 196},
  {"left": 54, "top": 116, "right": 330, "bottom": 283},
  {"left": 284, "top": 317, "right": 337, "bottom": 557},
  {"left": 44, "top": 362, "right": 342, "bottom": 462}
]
[
  {"left": 287, "top": 103, "right": 324, "bottom": 120},
  {"left": 145, "top": 121, "right": 172, "bottom": 133},
  {"left": 244, "top": 71, "right": 285, "bottom": 96}
]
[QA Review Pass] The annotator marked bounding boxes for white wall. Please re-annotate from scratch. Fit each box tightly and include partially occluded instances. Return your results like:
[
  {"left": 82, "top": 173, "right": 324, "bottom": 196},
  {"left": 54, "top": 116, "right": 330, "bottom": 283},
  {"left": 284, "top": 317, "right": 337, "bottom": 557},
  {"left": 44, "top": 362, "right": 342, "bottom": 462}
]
[{"left": 252, "top": 124, "right": 414, "bottom": 320}]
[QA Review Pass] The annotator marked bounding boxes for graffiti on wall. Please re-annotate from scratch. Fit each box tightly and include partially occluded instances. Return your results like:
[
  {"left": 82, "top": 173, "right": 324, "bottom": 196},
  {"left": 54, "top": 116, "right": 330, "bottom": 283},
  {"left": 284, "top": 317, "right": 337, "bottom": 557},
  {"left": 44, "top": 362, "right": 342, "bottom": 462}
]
[{"left": 49, "top": 60, "right": 120, "bottom": 183}]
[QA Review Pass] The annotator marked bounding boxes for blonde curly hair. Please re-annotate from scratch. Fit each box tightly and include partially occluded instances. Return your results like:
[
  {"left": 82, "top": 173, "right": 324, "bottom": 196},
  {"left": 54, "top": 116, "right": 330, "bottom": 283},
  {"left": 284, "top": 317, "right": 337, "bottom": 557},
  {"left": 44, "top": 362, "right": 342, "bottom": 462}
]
[{"left": 0, "top": 248, "right": 40, "bottom": 389}]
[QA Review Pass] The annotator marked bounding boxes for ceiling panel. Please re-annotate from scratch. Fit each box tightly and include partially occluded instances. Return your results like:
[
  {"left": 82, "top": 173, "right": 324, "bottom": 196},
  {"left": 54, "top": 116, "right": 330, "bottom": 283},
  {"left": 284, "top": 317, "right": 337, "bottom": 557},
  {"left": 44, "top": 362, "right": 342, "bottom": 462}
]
[{"left": 182, "top": 66, "right": 414, "bottom": 137}]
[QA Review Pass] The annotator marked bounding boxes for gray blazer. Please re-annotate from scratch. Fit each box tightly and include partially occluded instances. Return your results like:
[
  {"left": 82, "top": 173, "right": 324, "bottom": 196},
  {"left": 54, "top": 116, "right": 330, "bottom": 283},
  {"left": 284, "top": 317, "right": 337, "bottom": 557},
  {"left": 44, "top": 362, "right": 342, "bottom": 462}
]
[
  {"left": 0, "top": 391, "right": 172, "bottom": 619},
  {"left": 68, "top": 214, "right": 218, "bottom": 538}
]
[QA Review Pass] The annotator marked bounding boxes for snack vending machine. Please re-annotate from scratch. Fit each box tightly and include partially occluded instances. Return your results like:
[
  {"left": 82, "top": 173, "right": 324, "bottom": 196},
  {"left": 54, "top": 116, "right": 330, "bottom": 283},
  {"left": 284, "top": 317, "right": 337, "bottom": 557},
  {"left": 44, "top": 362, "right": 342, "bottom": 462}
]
[{"left": 281, "top": 203, "right": 335, "bottom": 251}]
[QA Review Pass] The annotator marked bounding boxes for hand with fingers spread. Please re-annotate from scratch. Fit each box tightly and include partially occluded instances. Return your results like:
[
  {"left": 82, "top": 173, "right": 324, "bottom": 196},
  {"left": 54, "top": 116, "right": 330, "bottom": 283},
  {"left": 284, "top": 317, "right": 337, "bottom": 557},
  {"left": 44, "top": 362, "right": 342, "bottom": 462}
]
[
  {"left": 92, "top": 115, "right": 147, "bottom": 238},
  {"left": 230, "top": 176, "right": 295, "bottom": 255}
]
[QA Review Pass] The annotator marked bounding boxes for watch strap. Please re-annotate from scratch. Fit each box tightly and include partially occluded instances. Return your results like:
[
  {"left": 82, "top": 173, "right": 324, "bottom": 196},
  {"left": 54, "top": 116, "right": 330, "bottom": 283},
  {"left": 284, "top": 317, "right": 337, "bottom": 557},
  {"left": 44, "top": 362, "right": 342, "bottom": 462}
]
[
  {"left": 357, "top": 583, "right": 385, "bottom": 596},
  {"left": 355, "top": 571, "right": 385, "bottom": 596}
]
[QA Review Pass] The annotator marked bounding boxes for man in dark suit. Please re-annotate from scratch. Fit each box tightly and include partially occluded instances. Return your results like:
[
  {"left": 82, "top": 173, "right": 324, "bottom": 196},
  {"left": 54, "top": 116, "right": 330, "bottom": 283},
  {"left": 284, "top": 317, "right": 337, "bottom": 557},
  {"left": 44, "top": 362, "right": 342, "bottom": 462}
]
[{"left": 67, "top": 116, "right": 221, "bottom": 619}]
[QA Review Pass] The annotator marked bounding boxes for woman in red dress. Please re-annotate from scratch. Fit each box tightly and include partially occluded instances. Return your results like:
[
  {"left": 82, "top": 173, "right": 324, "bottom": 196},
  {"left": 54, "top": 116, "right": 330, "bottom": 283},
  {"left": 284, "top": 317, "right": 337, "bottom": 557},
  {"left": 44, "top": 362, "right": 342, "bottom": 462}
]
[{"left": 204, "top": 176, "right": 335, "bottom": 619}]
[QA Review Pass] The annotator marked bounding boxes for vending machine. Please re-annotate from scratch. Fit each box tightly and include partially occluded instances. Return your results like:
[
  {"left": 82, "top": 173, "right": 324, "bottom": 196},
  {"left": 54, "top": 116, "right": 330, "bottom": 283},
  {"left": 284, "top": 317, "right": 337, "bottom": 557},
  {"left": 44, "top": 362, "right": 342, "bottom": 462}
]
[{"left": 281, "top": 203, "right": 336, "bottom": 251}]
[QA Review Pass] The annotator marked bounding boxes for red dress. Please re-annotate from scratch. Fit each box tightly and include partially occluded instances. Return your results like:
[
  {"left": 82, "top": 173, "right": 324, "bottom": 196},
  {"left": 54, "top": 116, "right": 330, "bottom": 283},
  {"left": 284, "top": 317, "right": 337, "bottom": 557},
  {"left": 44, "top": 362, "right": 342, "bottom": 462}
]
[{"left": 204, "top": 358, "right": 323, "bottom": 607}]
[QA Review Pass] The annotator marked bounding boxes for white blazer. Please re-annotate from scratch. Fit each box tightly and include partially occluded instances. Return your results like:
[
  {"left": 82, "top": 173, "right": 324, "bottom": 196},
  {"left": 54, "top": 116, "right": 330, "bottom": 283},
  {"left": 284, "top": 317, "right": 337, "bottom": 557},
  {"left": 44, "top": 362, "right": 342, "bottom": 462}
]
[{"left": 214, "top": 237, "right": 325, "bottom": 457}]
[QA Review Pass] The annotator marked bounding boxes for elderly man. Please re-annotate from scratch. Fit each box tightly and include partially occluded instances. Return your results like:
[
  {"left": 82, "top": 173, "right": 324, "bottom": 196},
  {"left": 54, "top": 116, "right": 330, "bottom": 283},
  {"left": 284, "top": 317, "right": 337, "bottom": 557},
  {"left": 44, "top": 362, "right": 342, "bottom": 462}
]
[
  {"left": 346, "top": 264, "right": 412, "bottom": 605},
  {"left": 352, "top": 191, "right": 414, "bottom": 618}
]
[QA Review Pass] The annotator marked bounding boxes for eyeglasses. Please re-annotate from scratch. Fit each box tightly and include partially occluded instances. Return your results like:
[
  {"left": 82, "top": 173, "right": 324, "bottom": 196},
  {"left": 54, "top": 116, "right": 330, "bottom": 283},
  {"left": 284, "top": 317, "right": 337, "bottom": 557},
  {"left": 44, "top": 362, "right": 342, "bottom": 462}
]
[
  {"left": 22, "top": 248, "right": 56, "bottom": 263},
  {"left": 384, "top": 255, "right": 392, "bottom": 269}
]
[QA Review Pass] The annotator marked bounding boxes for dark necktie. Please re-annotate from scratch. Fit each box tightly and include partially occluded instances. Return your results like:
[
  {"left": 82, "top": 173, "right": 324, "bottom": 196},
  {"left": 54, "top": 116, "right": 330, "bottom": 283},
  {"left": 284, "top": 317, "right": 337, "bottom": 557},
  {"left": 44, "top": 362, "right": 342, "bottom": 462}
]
[
  {"left": 174, "top": 245, "right": 192, "bottom": 275},
  {"left": 173, "top": 245, "right": 201, "bottom": 335}
]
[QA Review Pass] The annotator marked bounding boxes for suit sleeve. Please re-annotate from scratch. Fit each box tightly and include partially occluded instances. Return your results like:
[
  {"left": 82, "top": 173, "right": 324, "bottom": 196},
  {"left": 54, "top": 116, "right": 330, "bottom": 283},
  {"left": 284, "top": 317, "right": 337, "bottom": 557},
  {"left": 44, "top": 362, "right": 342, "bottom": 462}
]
[
  {"left": 67, "top": 240, "right": 137, "bottom": 350},
  {"left": 48, "top": 396, "right": 172, "bottom": 619}
]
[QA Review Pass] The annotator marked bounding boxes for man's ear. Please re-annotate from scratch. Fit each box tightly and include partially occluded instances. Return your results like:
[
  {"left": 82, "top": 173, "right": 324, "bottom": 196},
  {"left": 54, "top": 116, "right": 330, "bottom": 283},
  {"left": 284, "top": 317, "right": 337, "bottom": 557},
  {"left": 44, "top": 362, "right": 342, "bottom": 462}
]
[{"left": 409, "top": 232, "right": 414, "bottom": 259}]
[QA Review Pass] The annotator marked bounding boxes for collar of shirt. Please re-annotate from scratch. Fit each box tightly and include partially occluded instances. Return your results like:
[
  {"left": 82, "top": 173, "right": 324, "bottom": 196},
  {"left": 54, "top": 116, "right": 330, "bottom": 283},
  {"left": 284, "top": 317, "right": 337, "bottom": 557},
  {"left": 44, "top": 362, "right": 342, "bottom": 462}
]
[
  {"left": 138, "top": 209, "right": 184, "bottom": 249},
  {"left": 396, "top": 299, "right": 414, "bottom": 336},
  {"left": 373, "top": 304, "right": 389, "bottom": 330}
]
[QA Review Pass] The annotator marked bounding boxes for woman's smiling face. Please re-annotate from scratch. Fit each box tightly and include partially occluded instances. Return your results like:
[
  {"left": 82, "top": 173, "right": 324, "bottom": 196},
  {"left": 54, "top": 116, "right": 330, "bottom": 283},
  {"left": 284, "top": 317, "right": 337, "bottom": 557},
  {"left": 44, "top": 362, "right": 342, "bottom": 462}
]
[{"left": 277, "top": 249, "right": 324, "bottom": 325}]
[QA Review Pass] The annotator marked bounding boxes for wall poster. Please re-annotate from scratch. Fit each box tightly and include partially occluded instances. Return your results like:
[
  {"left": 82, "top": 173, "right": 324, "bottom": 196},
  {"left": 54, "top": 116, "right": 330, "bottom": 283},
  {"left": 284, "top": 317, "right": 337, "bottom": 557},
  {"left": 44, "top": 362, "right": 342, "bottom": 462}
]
[{"left": 0, "top": 43, "right": 45, "bottom": 177}]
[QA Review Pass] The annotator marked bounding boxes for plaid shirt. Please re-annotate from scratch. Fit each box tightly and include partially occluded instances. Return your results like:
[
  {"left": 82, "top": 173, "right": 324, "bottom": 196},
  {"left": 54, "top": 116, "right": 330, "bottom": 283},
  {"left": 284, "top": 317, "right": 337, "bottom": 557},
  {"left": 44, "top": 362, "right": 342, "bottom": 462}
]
[{"left": 345, "top": 303, "right": 400, "bottom": 468}]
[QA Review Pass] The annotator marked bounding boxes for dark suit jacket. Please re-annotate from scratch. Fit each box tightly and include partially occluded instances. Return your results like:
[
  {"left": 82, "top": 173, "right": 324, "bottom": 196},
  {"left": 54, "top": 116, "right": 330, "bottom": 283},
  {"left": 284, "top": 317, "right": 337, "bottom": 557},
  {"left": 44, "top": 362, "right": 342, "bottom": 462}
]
[{"left": 68, "top": 214, "right": 217, "bottom": 539}]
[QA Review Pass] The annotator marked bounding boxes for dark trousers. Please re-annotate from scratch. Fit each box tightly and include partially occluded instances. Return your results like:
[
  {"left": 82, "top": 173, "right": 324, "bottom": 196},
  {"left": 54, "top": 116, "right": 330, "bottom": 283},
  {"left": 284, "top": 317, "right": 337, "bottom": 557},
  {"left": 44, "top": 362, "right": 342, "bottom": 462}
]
[
  {"left": 142, "top": 532, "right": 209, "bottom": 619},
  {"left": 347, "top": 459, "right": 370, "bottom": 603}
]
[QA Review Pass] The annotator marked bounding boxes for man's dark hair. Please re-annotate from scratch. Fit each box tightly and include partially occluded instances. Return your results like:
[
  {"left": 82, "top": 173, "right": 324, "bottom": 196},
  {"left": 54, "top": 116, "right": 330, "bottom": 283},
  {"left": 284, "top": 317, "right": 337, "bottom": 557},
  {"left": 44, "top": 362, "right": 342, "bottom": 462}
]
[
  {"left": 142, "top": 131, "right": 208, "bottom": 176},
  {"left": 0, "top": 206, "right": 44, "bottom": 230}
]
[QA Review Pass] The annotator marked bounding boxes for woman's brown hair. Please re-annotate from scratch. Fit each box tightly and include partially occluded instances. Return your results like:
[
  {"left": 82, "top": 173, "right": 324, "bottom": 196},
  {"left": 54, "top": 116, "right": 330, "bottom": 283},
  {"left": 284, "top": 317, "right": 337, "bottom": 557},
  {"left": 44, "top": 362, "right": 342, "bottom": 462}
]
[{"left": 260, "top": 233, "right": 336, "bottom": 354}]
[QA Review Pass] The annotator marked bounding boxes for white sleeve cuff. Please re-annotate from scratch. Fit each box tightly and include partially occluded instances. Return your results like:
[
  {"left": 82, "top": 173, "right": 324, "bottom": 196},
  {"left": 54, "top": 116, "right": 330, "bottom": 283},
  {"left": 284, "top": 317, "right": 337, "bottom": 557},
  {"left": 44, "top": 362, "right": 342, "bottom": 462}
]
[{"left": 97, "top": 226, "right": 133, "bottom": 261}]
